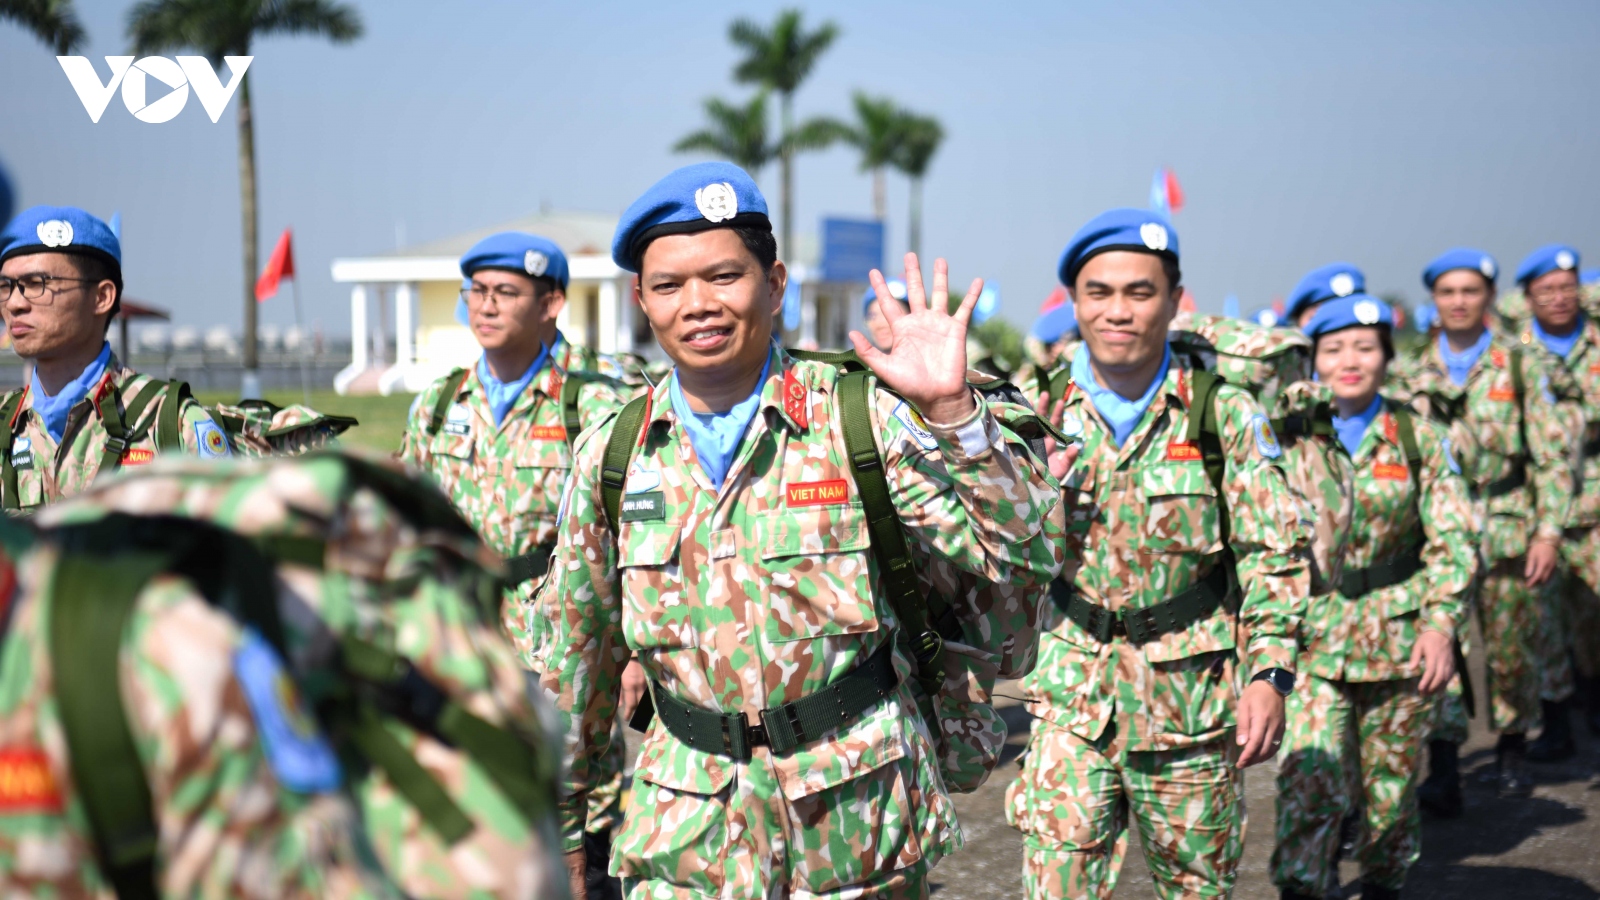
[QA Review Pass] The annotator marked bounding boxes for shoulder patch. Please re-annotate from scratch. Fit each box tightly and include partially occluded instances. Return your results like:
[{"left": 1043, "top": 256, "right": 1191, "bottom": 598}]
[
  {"left": 233, "top": 629, "right": 342, "bottom": 794},
  {"left": 892, "top": 400, "right": 939, "bottom": 450},
  {"left": 1251, "top": 413, "right": 1282, "bottom": 459},
  {"left": 194, "top": 419, "right": 231, "bottom": 458},
  {"left": 626, "top": 462, "right": 661, "bottom": 494}
]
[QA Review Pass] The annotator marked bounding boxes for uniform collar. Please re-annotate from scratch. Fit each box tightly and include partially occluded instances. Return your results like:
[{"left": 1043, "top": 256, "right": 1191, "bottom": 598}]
[
  {"left": 645, "top": 344, "right": 805, "bottom": 434},
  {"left": 1060, "top": 353, "right": 1193, "bottom": 457}
]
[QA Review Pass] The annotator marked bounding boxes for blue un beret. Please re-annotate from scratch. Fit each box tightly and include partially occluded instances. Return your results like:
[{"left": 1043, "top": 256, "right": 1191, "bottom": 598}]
[
  {"left": 1285, "top": 262, "right": 1364, "bottom": 321},
  {"left": 1583, "top": 268, "right": 1600, "bottom": 286},
  {"left": 1303, "top": 294, "right": 1393, "bottom": 339},
  {"left": 612, "top": 162, "right": 771, "bottom": 272},
  {"left": 1031, "top": 301, "right": 1078, "bottom": 344},
  {"left": 1515, "top": 244, "right": 1580, "bottom": 287},
  {"left": 861, "top": 279, "right": 908, "bottom": 316},
  {"left": 1057, "top": 208, "right": 1178, "bottom": 288},
  {"left": 1422, "top": 248, "right": 1498, "bottom": 289},
  {"left": 460, "top": 232, "right": 569, "bottom": 289},
  {"left": 0, "top": 205, "right": 122, "bottom": 293}
]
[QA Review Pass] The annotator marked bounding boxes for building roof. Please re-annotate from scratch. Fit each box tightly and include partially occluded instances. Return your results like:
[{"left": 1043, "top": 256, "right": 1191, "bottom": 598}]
[{"left": 389, "top": 209, "right": 619, "bottom": 259}]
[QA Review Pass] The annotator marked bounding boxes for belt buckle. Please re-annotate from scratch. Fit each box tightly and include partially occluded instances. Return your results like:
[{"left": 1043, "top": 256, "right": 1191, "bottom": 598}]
[{"left": 744, "top": 712, "right": 769, "bottom": 749}]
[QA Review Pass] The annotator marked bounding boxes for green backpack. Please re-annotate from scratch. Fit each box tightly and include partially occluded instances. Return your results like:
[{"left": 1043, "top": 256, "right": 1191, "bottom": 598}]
[{"left": 39, "top": 455, "right": 555, "bottom": 900}]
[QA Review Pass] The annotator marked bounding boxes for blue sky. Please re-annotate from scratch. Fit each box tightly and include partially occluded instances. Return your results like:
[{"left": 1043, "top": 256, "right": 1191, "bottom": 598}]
[{"left": 2, "top": 0, "right": 1598, "bottom": 335}]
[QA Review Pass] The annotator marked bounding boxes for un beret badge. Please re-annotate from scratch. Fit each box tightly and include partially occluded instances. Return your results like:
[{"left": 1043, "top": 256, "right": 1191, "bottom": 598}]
[
  {"left": 35, "top": 220, "right": 74, "bottom": 248},
  {"left": 1330, "top": 273, "right": 1356, "bottom": 297},
  {"left": 1557, "top": 250, "right": 1576, "bottom": 271},
  {"left": 1480, "top": 257, "right": 1496, "bottom": 278},
  {"left": 1139, "top": 222, "right": 1168, "bottom": 251},
  {"left": 524, "top": 250, "right": 549, "bottom": 276},
  {"left": 1354, "top": 300, "right": 1381, "bottom": 324},
  {"left": 694, "top": 182, "right": 739, "bottom": 223}
]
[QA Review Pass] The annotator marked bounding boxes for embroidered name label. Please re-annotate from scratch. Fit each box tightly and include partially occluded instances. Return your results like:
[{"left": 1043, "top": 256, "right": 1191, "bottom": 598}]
[
  {"left": 1372, "top": 463, "right": 1409, "bottom": 480},
  {"left": 786, "top": 479, "right": 849, "bottom": 507},
  {"left": 1166, "top": 441, "right": 1202, "bottom": 461},
  {"left": 0, "top": 748, "right": 63, "bottom": 813},
  {"left": 529, "top": 425, "right": 567, "bottom": 441},
  {"left": 621, "top": 491, "right": 666, "bottom": 522}
]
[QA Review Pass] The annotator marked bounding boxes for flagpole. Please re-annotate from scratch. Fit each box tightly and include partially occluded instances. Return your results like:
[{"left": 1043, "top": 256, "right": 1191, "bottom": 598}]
[{"left": 291, "top": 276, "right": 310, "bottom": 405}]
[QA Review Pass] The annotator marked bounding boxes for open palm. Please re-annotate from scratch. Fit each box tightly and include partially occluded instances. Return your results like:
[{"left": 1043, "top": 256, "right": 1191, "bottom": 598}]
[{"left": 849, "top": 254, "right": 980, "bottom": 424}]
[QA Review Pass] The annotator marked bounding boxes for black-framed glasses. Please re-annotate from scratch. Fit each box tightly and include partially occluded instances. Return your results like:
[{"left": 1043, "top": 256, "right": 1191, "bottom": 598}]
[
  {"left": 0, "top": 274, "right": 97, "bottom": 305},
  {"left": 459, "top": 284, "right": 533, "bottom": 306}
]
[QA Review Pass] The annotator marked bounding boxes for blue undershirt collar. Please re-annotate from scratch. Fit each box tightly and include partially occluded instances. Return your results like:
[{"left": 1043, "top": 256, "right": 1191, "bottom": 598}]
[
  {"left": 1531, "top": 314, "right": 1585, "bottom": 359},
  {"left": 477, "top": 338, "right": 554, "bottom": 427},
  {"left": 1332, "top": 394, "right": 1384, "bottom": 458},
  {"left": 670, "top": 352, "right": 773, "bottom": 489},
  {"left": 1071, "top": 343, "right": 1171, "bottom": 448},
  {"left": 30, "top": 342, "right": 112, "bottom": 444},
  {"left": 1438, "top": 329, "right": 1492, "bottom": 386}
]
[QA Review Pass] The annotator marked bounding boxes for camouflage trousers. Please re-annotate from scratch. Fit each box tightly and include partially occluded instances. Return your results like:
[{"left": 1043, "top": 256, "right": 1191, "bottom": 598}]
[
  {"left": 588, "top": 718, "right": 629, "bottom": 835},
  {"left": 1006, "top": 719, "right": 1244, "bottom": 900},
  {"left": 1431, "top": 557, "right": 1555, "bottom": 738},
  {"left": 1272, "top": 676, "right": 1429, "bottom": 896},
  {"left": 1555, "top": 528, "right": 1600, "bottom": 680}
]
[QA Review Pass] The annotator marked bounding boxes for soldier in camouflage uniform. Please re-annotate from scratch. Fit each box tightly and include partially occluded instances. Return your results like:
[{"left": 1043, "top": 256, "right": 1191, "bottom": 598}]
[
  {"left": 541, "top": 162, "right": 1064, "bottom": 899},
  {"left": 1006, "top": 209, "right": 1310, "bottom": 900},
  {"left": 397, "top": 231, "right": 632, "bottom": 897},
  {"left": 1285, "top": 263, "right": 1367, "bottom": 329},
  {"left": 0, "top": 206, "right": 231, "bottom": 513},
  {"left": 0, "top": 503, "right": 396, "bottom": 898},
  {"left": 1271, "top": 297, "right": 1474, "bottom": 900},
  {"left": 1509, "top": 244, "right": 1600, "bottom": 756},
  {"left": 35, "top": 451, "right": 571, "bottom": 899},
  {"left": 1392, "top": 248, "right": 1583, "bottom": 806}
]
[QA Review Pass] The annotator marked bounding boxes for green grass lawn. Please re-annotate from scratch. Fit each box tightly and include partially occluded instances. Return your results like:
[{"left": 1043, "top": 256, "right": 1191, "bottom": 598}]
[{"left": 192, "top": 389, "right": 417, "bottom": 456}]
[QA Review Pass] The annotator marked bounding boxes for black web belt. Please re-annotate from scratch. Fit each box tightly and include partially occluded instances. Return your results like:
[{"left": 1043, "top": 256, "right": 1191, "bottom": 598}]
[
  {"left": 505, "top": 543, "right": 554, "bottom": 587},
  {"left": 1049, "top": 564, "right": 1229, "bottom": 645},
  {"left": 637, "top": 638, "right": 898, "bottom": 761},
  {"left": 1339, "top": 544, "right": 1424, "bottom": 599},
  {"left": 1483, "top": 462, "right": 1526, "bottom": 499}
]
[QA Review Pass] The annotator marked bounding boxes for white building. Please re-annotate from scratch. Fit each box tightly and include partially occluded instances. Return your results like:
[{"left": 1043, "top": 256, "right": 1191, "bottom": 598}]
[{"left": 329, "top": 210, "right": 857, "bottom": 395}]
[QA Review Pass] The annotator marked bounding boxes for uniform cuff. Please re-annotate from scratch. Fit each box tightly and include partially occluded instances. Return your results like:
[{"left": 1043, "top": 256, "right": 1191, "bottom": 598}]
[
  {"left": 1422, "top": 607, "right": 1460, "bottom": 639},
  {"left": 1245, "top": 638, "right": 1296, "bottom": 678},
  {"left": 1534, "top": 523, "right": 1565, "bottom": 546},
  {"left": 924, "top": 391, "right": 993, "bottom": 461}
]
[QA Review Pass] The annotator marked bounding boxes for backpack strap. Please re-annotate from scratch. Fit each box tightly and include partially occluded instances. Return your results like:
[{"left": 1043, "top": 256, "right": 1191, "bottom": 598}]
[
  {"left": 49, "top": 546, "right": 176, "bottom": 900},
  {"left": 836, "top": 369, "right": 945, "bottom": 696},
  {"left": 1183, "top": 369, "right": 1231, "bottom": 546},
  {"left": 426, "top": 368, "right": 471, "bottom": 437},
  {"left": 560, "top": 371, "right": 626, "bottom": 448},
  {"left": 1391, "top": 402, "right": 1424, "bottom": 494},
  {"left": 0, "top": 389, "right": 28, "bottom": 512},
  {"left": 600, "top": 395, "right": 652, "bottom": 532},
  {"left": 153, "top": 381, "right": 191, "bottom": 452}
]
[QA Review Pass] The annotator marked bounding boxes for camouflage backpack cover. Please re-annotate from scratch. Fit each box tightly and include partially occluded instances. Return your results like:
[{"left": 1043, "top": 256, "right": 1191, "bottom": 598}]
[
  {"left": 36, "top": 452, "right": 565, "bottom": 900},
  {"left": 206, "top": 397, "right": 359, "bottom": 457}
]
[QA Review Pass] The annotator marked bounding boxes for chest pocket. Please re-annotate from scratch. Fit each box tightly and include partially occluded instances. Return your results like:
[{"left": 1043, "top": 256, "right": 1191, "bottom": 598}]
[
  {"left": 617, "top": 520, "right": 686, "bottom": 651},
  {"left": 1471, "top": 375, "right": 1522, "bottom": 458},
  {"left": 514, "top": 430, "right": 570, "bottom": 470},
  {"left": 758, "top": 502, "right": 878, "bottom": 642},
  {"left": 1137, "top": 462, "right": 1222, "bottom": 555},
  {"left": 428, "top": 425, "right": 474, "bottom": 463}
]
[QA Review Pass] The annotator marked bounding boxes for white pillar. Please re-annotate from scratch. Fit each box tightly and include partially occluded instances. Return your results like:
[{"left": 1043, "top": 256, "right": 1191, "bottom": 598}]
[
  {"left": 597, "top": 279, "right": 619, "bottom": 354},
  {"left": 380, "top": 282, "right": 417, "bottom": 396},
  {"left": 333, "top": 283, "right": 369, "bottom": 395}
]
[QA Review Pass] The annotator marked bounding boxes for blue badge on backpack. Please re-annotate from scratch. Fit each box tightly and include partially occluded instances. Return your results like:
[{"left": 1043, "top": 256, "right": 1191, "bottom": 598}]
[
  {"left": 233, "top": 629, "right": 342, "bottom": 794},
  {"left": 1252, "top": 414, "right": 1282, "bottom": 459},
  {"left": 195, "top": 420, "right": 231, "bottom": 458}
]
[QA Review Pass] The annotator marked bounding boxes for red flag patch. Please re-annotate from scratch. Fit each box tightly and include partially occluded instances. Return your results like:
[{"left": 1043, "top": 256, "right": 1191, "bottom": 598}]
[
  {"left": 0, "top": 748, "right": 63, "bottom": 813},
  {"left": 786, "top": 479, "right": 848, "bottom": 507},
  {"left": 783, "top": 369, "right": 808, "bottom": 430}
]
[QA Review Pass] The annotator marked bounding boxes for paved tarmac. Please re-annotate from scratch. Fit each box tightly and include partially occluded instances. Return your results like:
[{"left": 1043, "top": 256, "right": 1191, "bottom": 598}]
[{"left": 933, "top": 656, "right": 1600, "bottom": 899}]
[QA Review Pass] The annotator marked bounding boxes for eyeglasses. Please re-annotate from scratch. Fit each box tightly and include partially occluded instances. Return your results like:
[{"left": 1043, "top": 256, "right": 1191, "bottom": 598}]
[
  {"left": 1528, "top": 283, "right": 1580, "bottom": 306},
  {"left": 0, "top": 274, "right": 97, "bottom": 305},
  {"left": 459, "top": 284, "right": 533, "bottom": 306}
]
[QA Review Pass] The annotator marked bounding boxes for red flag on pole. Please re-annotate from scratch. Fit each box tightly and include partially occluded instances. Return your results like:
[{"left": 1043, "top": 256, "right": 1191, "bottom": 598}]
[
  {"left": 255, "top": 228, "right": 295, "bottom": 302},
  {"left": 1163, "top": 169, "right": 1185, "bottom": 213}
]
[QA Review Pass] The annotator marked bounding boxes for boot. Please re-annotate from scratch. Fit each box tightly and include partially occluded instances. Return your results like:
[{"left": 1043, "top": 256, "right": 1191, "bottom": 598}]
[
  {"left": 1581, "top": 673, "right": 1600, "bottom": 736},
  {"left": 1334, "top": 810, "right": 1360, "bottom": 864},
  {"left": 582, "top": 829, "right": 624, "bottom": 900},
  {"left": 1527, "top": 698, "right": 1576, "bottom": 762},
  {"left": 1496, "top": 733, "right": 1534, "bottom": 799},
  {"left": 1280, "top": 890, "right": 1321, "bottom": 900},
  {"left": 1417, "top": 739, "right": 1463, "bottom": 817},
  {"left": 1360, "top": 882, "right": 1401, "bottom": 900}
]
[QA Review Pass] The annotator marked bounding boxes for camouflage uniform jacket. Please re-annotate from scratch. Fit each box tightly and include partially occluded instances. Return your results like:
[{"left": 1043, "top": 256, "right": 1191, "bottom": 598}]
[
  {"left": 1, "top": 353, "right": 230, "bottom": 512},
  {"left": 1300, "top": 397, "right": 1475, "bottom": 683},
  {"left": 1389, "top": 334, "right": 1582, "bottom": 562},
  {"left": 1520, "top": 316, "right": 1600, "bottom": 529},
  {"left": 398, "top": 335, "right": 631, "bottom": 661},
  {"left": 37, "top": 454, "right": 570, "bottom": 900},
  {"left": 1020, "top": 357, "right": 1311, "bottom": 751},
  {"left": 0, "top": 537, "right": 396, "bottom": 899},
  {"left": 536, "top": 347, "right": 1066, "bottom": 859}
]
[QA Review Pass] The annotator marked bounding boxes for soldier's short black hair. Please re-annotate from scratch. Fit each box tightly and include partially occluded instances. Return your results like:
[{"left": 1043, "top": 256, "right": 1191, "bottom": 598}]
[
  {"left": 733, "top": 225, "right": 778, "bottom": 274},
  {"left": 66, "top": 252, "right": 121, "bottom": 332}
]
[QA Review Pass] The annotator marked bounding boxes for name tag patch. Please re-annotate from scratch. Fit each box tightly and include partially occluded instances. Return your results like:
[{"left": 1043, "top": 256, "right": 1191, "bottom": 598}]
[
  {"left": 1166, "top": 441, "right": 1202, "bottom": 461},
  {"left": 10, "top": 437, "right": 31, "bottom": 471},
  {"left": 786, "top": 479, "right": 849, "bottom": 507},
  {"left": 443, "top": 404, "right": 472, "bottom": 436},
  {"left": 1373, "top": 463, "right": 1409, "bottom": 480},
  {"left": 0, "top": 747, "right": 63, "bottom": 813},
  {"left": 122, "top": 448, "right": 155, "bottom": 466},
  {"left": 529, "top": 425, "right": 567, "bottom": 441},
  {"left": 621, "top": 490, "right": 666, "bottom": 522}
]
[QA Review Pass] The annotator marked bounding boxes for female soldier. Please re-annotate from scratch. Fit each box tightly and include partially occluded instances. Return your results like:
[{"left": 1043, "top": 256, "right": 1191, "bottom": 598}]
[{"left": 1272, "top": 295, "right": 1477, "bottom": 900}]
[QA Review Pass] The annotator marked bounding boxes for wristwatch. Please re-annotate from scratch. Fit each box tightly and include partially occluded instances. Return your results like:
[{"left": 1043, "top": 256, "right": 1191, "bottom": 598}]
[{"left": 1251, "top": 668, "right": 1295, "bottom": 696}]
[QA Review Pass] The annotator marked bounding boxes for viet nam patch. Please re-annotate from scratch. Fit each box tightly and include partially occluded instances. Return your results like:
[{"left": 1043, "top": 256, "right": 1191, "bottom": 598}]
[
  {"left": 1166, "top": 440, "right": 1202, "bottom": 461},
  {"left": 892, "top": 400, "right": 939, "bottom": 450},
  {"left": 0, "top": 746, "right": 63, "bottom": 813},
  {"left": 529, "top": 425, "right": 566, "bottom": 441},
  {"left": 1251, "top": 414, "right": 1282, "bottom": 459},
  {"left": 1372, "top": 462, "right": 1409, "bottom": 480},
  {"left": 786, "top": 478, "right": 849, "bottom": 507},
  {"left": 233, "top": 629, "right": 341, "bottom": 794},
  {"left": 121, "top": 447, "right": 155, "bottom": 466},
  {"left": 443, "top": 403, "right": 472, "bottom": 436},
  {"left": 195, "top": 420, "right": 231, "bottom": 458}
]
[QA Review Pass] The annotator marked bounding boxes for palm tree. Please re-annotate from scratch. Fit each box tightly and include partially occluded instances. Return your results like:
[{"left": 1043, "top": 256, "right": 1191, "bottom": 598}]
[
  {"left": 892, "top": 113, "right": 944, "bottom": 257},
  {"left": 839, "top": 92, "right": 908, "bottom": 221},
  {"left": 728, "top": 8, "right": 840, "bottom": 259},
  {"left": 127, "top": 0, "right": 361, "bottom": 397},
  {"left": 674, "top": 93, "right": 778, "bottom": 176},
  {"left": 0, "top": 0, "right": 85, "bottom": 53}
]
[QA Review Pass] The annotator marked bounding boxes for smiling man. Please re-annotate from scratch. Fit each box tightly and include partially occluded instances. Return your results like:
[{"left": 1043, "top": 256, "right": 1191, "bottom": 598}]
[
  {"left": 1005, "top": 208, "right": 1310, "bottom": 900},
  {"left": 0, "top": 205, "right": 229, "bottom": 513},
  {"left": 537, "top": 161, "right": 1064, "bottom": 899}
]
